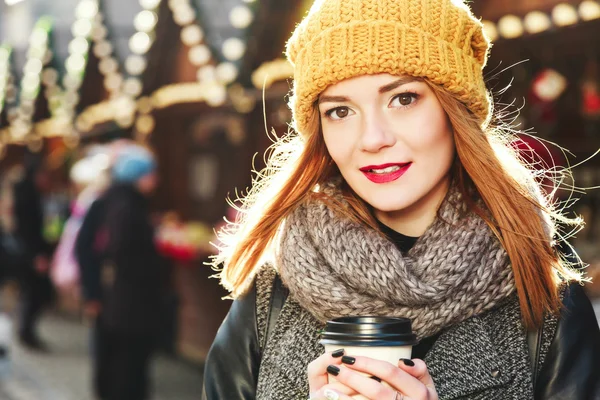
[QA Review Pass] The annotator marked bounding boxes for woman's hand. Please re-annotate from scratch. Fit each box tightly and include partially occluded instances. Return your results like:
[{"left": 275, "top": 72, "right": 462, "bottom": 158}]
[
  {"left": 308, "top": 351, "right": 438, "bottom": 400},
  {"left": 333, "top": 356, "right": 438, "bottom": 400},
  {"left": 308, "top": 349, "right": 357, "bottom": 399}
]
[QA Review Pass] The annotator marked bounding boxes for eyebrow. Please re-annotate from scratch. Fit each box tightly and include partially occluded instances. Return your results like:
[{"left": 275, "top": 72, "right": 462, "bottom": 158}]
[
  {"left": 318, "top": 77, "right": 419, "bottom": 105},
  {"left": 378, "top": 77, "right": 418, "bottom": 93},
  {"left": 318, "top": 95, "right": 348, "bottom": 104}
]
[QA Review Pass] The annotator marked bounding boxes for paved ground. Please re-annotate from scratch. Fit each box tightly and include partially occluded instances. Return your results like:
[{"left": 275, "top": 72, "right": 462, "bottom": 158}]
[{"left": 0, "top": 312, "right": 203, "bottom": 400}]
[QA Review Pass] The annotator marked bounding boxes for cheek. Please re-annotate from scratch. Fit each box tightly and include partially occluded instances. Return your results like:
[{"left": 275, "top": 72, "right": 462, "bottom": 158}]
[
  {"left": 409, "top": 109, "right": 454, "bottom": 158},
  {"left": 322, "top": 128, "right": 353, "bottom": 166}
]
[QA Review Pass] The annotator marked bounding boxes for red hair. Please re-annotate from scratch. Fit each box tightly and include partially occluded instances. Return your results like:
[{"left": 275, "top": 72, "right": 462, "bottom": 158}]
[{"left": 211, "top": 80, "right": 582, "bottom": 329}]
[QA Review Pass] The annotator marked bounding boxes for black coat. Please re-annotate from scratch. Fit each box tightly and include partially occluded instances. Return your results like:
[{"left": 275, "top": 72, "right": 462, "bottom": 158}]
[
  {"left": 13, "top": 177, "right": 51, "bottom": 264},
  {"left": 203, "top": 268, "right": 600, "bottom": 400},
  {"left": 12, "top": 176, "right": 54, "bottom": 304},
  {"left": 75, "top": 183, "right": 166, "bottom": 335}
]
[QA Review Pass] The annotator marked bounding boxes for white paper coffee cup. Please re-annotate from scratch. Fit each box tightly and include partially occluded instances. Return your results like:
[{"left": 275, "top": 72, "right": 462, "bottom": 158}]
[{"left": 320, "top": 316, "right": 418, "bottom": 400}]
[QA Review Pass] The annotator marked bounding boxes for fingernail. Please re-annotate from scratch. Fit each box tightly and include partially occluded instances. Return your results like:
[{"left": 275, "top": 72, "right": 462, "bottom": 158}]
[
  {"left": 370, "top": 376, "right": 382, "bottom": 382},
  {"left": 323, "top": 389, "right": 339, "bottom": 398},
  {"left": 327, "top": 365, "right": 340, "bottom": 376},
  {"left": 332, "top": 349, "right": 345, "bottom": 358},
  {"left": 341, "top": 355, "right": 356, "bottom": 365},
  {"left": 400, "top": 358, "right": 415, "bottom": 367}
]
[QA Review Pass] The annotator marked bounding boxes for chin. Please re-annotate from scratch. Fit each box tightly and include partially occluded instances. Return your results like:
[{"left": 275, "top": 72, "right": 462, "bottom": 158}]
[
  {"left": 371, "top": 201, "right": 415, "bottom": 214},
  {"left": 362, "top": 192, "right": 417, "bottom": 214}
]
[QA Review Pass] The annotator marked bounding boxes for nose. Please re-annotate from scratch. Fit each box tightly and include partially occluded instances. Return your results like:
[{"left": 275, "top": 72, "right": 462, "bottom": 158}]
[{"left": 359, "top": 113, "right": 396, "bottom": 153}]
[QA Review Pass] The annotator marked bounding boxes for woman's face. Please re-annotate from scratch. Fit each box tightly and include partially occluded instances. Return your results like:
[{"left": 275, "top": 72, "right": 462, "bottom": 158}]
[{"left": 318, "top": 74, "right": 455, "bottom": 236}]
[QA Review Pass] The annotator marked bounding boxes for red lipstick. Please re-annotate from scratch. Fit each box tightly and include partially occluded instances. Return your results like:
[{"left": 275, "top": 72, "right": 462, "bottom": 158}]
[{"left": 359, "top": 163, "right": 412, "bottom": 184}]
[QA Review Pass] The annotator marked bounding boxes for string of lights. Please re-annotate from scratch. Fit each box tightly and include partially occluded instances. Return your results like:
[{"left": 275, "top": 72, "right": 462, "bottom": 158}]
[
  {"left": 2, "top": 0, "right": 599, "bottom": 148},
  {"left": 53, "top": 0, "right": 102, "bottom": 147},
  {"left": 10, "top": 17, "right": 55, "bottom": 149},
  {"left": 57, "top": 0, "right": 261, "bottom": 139},
  {"left": 0, "top": 44, "right": 16, "bottom": 156},
  {"left": 132, "top": 0, "right": 259, "bottom": 140},
  {"left": 73, "top": 0, "right": 162, "bottom": 139},
  {"left": 0, "top": 45, "right": 14, "bottom": 122},
  {"left": 483, "top": 1, "right": 600, "bottom": 41},
  {"left": 251, "top": 58, "right": 293, "bottom": 90}
]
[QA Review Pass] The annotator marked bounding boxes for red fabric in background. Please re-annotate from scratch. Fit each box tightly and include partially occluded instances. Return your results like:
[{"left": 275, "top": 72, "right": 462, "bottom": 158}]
[
  {"left": 512, "top": 134, "right": 565, "bottom": 170},
  {"left": 511, "top": 134, "right": 567, "bottom": 197}
]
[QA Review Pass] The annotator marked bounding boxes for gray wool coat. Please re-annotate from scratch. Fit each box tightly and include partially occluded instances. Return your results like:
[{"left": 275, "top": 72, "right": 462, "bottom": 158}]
[{"left": 253, "top": 268, "right": 558, "bottom": 400}]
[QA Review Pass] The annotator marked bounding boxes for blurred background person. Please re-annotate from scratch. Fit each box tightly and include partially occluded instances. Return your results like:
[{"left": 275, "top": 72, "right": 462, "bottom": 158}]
[
  {"left": 75, "top": 145, "right": 166, "bottom": 400},
  {"left": 50, "top": 147, "right": 111, "bottom": 310},
  {"left": 12, "top": 152, "right": 54, "bottom": 351}
]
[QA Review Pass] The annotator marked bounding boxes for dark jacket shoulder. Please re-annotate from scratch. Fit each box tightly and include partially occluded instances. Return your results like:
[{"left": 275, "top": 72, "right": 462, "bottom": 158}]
[
  {"left": 535, "top": 282, "right": 600, "bottom": 399},
  {"left": 202, "top": 266, "right": 279, "bottom": 400},
  {"left": 202, "top": 277, "right": 260, "bottom": 400}
]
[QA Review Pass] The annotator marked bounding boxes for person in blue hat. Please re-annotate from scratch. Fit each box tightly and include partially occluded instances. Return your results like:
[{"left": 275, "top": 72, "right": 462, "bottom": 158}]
[
  {"left": 76, "top": 146, "right": 166, "bottom": 400},
  {"left": 110, "top": 147, "right": 158, "bottom": 194}
]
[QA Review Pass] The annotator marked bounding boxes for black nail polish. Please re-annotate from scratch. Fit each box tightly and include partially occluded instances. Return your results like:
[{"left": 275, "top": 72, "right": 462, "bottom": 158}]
[
  {"left": 341, "top": 355, "right": 356, "bottom": 365},
  {"left": 332, "top": 349, "right": 345, "bottom": 358},
  {"left": 370, "top": 376, "right": 382, "bottom": 382},
  {"left": 327, "top": 365, "right": 340, "bottom": 376},
  {"left": 400, "top": 358, "right": 415, "bottom": 367}
]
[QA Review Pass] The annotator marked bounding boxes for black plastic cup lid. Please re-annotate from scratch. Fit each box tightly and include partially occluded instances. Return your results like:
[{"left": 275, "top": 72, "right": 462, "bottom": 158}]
[{"left": 320, "top": 316, "right": 418, "bottom": 347}]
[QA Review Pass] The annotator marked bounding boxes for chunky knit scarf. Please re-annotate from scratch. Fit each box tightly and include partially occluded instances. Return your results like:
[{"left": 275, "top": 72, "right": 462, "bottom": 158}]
[{"left": 277, "top": 186, "right": 516, "bottom": 339}]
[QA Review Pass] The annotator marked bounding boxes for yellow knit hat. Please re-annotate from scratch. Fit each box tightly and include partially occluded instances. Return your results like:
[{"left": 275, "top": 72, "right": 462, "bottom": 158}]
[{"left": 286, "top": 0, "right": 492, "bottom": 134}]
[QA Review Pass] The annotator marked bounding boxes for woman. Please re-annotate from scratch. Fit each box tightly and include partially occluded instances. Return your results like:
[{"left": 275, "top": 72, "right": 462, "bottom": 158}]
[
  {"left": 203, "top": 0, "right": 600, "bottom": 399},
  {"left": 51, "top": 151, "right": 110, "bottom": 294}
]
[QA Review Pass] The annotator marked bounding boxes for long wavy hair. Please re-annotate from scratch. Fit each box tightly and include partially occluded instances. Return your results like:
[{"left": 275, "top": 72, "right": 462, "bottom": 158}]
[{"left": 211, "top": 79, "right": 583, "bottom": 329}]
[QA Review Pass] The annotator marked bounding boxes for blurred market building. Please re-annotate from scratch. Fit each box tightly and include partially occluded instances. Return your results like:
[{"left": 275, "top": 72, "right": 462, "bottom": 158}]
[{"left": 0, "top": 0, "right": 599, "bottom": 364}]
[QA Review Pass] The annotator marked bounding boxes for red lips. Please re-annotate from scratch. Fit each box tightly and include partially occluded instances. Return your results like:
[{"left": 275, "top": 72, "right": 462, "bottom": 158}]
[{"left": 359, "top": 163, "right": 412, "bottom": 184}]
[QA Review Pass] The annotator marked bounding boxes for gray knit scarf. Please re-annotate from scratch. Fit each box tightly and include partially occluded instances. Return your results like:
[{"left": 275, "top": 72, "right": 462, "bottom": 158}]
[{"left": 277, "top": 185, "right": 516, "bottom": 339}]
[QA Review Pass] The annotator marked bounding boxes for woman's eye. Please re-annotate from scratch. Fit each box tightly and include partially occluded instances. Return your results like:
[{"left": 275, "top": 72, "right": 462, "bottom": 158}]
[
  {"left": 325, "top": 107, "right": 352, "bottom": 120},
  {"left": 391, "top": 93, "right": 418, "bottom": 108}
]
